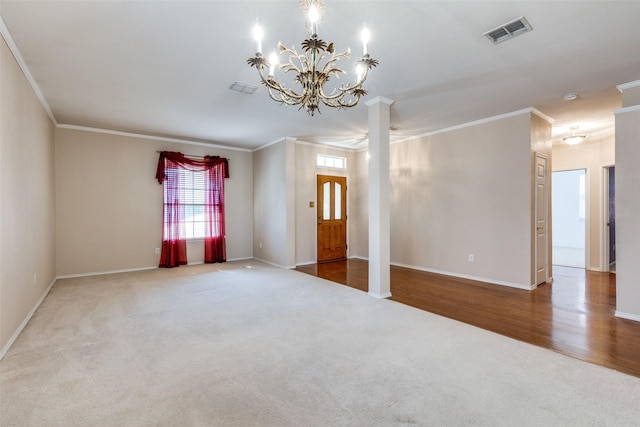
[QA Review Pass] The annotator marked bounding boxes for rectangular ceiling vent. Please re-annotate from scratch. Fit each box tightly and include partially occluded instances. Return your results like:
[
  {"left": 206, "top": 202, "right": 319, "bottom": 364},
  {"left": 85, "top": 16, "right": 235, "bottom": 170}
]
[
  {"left": 484, "top": 16, "right": 532, "bottom": 44},
  {"left": 229, "top": 81, "right": 257, "bottom": 94}
]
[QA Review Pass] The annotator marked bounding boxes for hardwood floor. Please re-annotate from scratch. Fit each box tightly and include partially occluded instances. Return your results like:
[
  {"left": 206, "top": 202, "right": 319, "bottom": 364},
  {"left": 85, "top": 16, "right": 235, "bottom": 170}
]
[{"left": 296, "top": 259, "right": 640, "bottom": 378}]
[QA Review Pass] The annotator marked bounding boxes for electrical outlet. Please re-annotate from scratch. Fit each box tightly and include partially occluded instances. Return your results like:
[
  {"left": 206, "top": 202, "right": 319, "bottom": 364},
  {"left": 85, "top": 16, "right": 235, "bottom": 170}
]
[
  {"left": 259, "top": 242, "right": 263, "bottom": 249},
  {"left": 155, "top": 248, "right": 161, "bottom": 254},
  {"left": 468, "top": 254, "right": 475, "bottom": 263}
]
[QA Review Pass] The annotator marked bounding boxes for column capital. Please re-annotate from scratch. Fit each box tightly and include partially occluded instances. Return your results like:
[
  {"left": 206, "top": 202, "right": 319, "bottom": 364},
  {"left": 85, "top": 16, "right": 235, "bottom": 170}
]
[
  {"left": 617, "top": 80, "right": 640, "bottom": 92},
  {"left": 366, "top": 96, "right": 395, "bottom": 107},
  {"left": 617, "top": 80, "right": 640, "bottom": 108}
]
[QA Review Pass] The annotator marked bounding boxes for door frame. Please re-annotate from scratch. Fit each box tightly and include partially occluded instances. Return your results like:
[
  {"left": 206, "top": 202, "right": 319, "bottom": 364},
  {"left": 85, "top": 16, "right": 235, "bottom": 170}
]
[
  {"left": 602, "top": 165, "right": 615, "bottom": 273},
  {"left": 316, "top": 174, "right": 348, "bottom": 262},
  {"left": 551, "top": 168, "right": 588, "bottom": 269},
  {"left": 535, "top": 152, "right": 551, "bottom": 286}
]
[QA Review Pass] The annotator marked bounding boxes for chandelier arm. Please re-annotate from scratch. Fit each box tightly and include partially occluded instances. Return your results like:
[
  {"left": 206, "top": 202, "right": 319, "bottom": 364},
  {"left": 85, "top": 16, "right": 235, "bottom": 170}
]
[
  {"left": 278, "top": 43, "right": 311, "bottom": 75},
  {"left": 318, "top": 73, "right": 360, "bottom": 97},
  {"left": 319, "top": 85, "right": 350, "bottom": 101},
  {"left": 266, "top": 83, "right": 305, "bottom": 104},
  {"left": 266, "top": 78, "right": 305, "bottom": 103},
  {"left": 321, "top": 92, "right": 360, "bottom": 108},
  {"left": 298, "top": 53, "right": 311, "bottom": 74},
  {"left": 321, "top": 95, "right": 360, "bottom": 109},
  {"left": 267, "top": 88, "right": 302, "bottom": 106},
  {"left": 278, "top": 43, "right": 305, "bottom": 59},
  {"left": 317, "top": 67, "right": 370, "bottom": 101},
  {"left": 321, "top": 50, "right": 350, "bottom": 71},
  {"left": 255, "top": 65, "right": 306, "bottom": 103},
  {"left": 320, "top": 78, "right": 370, "bottom": 107},
  {"left": 315, "top": 52, "right": 373, "bottom": 101}
]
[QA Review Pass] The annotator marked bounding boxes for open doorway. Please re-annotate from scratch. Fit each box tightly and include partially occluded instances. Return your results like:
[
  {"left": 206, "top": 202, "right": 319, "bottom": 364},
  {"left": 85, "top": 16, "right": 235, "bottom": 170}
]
[
  {"left": 604, "top": 165, "right": 616, "bottom": 273},
  {"left": 552, "top": 169, "right": 586, "bottom": 268}
]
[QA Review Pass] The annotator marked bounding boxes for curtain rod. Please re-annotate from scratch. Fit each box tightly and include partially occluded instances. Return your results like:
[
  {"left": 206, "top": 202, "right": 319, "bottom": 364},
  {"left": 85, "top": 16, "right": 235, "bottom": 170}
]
[{"left": 156, "top": 150, "right": 206, "bottom": 159}]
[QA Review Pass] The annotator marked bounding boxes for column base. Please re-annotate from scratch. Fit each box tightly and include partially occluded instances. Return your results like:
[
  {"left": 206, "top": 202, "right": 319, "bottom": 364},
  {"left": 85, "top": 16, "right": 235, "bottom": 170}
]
[{"left": 368, "top": 291, "right": 392, "bottom": 299}]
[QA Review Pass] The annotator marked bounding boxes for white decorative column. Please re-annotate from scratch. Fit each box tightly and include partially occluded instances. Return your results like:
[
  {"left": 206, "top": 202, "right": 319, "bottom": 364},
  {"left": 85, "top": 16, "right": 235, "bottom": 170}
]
[
  {"left": 615, "top": 80, "right": 640, "bottom": 322},
  {"left": 366, "top": 96, "right": 394, "bottom": 298}
]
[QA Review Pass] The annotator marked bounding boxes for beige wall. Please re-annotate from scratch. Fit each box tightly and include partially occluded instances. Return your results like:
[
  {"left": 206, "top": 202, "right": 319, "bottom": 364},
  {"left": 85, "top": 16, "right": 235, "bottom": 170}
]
[
  {"left": 55, "top": 127, "right": 253, "bottom": 277},
  {"left": 294, "top": 142, "right": 356, "bottom": 265},
  {"left": 0, "top": 37, "right": 56, "bottom": 355},
  {"left": 385, "top": 111, "right": 537, "bottom": 289},
  {"left": 255, "top": 139, "right": 358, "bottom": 267},
  {"left": 351, "top": 150, "right": 369, "bottom": 259},
  {"left": 552, "top": 132, "right": 615, "bottom": 271},
  {"left": 253, "top": 140, "right": 294, "bottom": 267}
]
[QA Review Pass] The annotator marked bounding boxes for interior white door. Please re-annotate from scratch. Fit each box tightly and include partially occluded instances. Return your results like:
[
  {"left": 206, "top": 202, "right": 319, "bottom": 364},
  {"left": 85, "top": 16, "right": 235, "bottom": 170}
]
[{"left": 535, "top": 154, "right": 549, "bottom": 285}]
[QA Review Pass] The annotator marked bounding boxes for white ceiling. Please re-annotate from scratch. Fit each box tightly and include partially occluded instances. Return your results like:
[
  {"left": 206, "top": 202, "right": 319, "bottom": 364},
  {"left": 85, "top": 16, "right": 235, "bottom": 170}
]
[{"left": 1, "top": 1, "right": 639, "bottom": 151}]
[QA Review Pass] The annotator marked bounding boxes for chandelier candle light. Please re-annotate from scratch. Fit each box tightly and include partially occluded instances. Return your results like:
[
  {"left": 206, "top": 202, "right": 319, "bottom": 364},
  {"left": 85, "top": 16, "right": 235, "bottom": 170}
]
[{"left": 247, "top": 0, "right": 378, "bottom": 116}]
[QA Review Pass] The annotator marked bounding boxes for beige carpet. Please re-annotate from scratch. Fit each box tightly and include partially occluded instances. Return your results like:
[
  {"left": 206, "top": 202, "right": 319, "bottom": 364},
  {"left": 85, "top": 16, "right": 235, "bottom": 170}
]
[{"left": 1, "top": 260, "right": 639, "bottom": 426}]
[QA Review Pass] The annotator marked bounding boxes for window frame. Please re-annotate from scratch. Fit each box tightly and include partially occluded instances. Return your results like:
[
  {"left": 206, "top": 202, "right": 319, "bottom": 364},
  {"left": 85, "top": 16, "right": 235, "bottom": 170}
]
[
  {"left": 317, "top": 153, "right": 347, "bottom": 169},
  {"left": 163, "top": 167, "right": 207, "bottom": 241}
]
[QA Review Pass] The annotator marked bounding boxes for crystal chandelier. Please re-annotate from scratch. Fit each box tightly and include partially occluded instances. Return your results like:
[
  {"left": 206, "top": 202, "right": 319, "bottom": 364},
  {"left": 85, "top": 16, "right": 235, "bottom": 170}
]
[{"left": 247, "top": 0, "right": 378, "bottom": 116}]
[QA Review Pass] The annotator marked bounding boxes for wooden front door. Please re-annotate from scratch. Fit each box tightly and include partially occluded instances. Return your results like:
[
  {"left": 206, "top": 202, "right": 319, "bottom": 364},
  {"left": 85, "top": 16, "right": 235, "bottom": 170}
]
[{"left": 317, "top": 175, "right": 347, "bottom": 262}]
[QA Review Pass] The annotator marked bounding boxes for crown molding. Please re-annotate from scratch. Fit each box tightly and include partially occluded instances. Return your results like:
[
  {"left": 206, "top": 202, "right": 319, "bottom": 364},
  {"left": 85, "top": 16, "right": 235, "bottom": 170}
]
[
  {"left": 253, "top": 137, "right": 287, "bottom": 152},
  {"left": 392, "top": 107, "right": 545, "bottom": 145},
  {"left": 614, "top": 105, "right": 640, "bottom": 115},
  {"left": 0, "top": 15, "right": 57, "bottom": 125},
  {"left": 56, "top": 124, "right": 251, "bottom": 152},
  {"left": 531, "top": 108, "right": 555, "bottom": 124},
  {"left": 293, "top": 139, "right": 358, "bottom": 152},
  {"left": 617, "top": 80, "right": 640, "bottom": 92}
]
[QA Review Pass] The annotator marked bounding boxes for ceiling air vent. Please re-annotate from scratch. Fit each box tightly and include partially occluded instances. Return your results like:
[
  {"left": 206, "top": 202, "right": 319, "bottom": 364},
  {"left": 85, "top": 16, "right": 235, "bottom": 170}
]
[
  {"left": 229, "top": 81, "right": 257, "bottom": 94},
  {"left": 484, "top": 16, "right": 532, "bottom": 44}
]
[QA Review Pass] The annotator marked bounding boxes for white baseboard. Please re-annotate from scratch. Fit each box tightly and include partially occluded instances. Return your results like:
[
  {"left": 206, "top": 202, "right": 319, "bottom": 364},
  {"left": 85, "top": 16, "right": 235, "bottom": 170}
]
[
  {"left": 0, "top": 277, "right": 56, "bottom": 361},
  {"left": 296, "top": 257, "right": 368, "bottom": 267},
  {"left": 188, "top": 258, "right": 254, "bottom": 265},
  {"left": 228, "top": 257, "right": 254, "bottom": 262},
  {"left": 309, "top": 257, "right": 532, "bottom": 290},
  {"left": 368, "top": 291, "right": 392, "bottom": 299},
  {"left": 56, "top": 258, "right": 255, "bottom": 280},
  {"left": 253, "top": 257, "right": 295, "bottom": 270},
  {"left": 391, "top": 261, "right": 534, "bottom": 290},
  {"left": 57, "top": 266, "right": 158, "bottom": 279},
  {"left": 615, "top": 311, "right": 640, "bottom": 322}
]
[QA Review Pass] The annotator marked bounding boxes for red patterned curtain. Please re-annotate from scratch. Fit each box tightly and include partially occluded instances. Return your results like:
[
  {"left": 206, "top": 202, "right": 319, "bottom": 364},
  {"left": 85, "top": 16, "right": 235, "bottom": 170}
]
[
  {"left": 204, "top": 165, "right": 226, "bottom": 263},
  {"left": 155, "top": 151, "right": 230, "bottom": 268}
]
